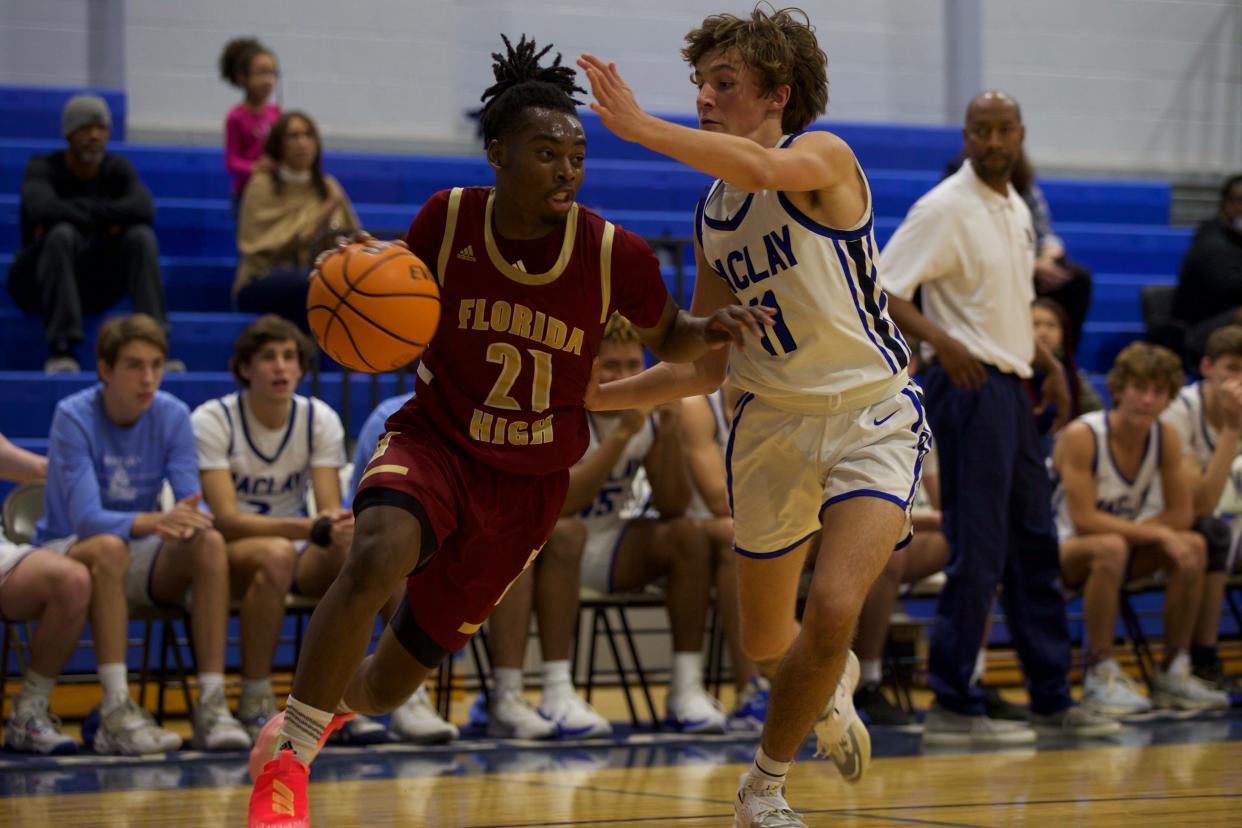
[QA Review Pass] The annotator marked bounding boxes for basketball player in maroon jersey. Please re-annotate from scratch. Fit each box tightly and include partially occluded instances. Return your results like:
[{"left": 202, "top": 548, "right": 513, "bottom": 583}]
[{"left": 247, "top": 35, "right": 771, "bottom": 827}]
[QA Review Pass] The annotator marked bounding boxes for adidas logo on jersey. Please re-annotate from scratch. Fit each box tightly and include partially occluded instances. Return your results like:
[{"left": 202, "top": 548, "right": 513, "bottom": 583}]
[{"left": 456, "top": 245, "right": 476, "bottom": 262}]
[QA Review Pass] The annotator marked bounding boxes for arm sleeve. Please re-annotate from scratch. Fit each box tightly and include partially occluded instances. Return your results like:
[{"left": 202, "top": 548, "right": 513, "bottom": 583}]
[
  {"left": 47, "top": 409, "right": 137, "bottom": 539},
  {"left": 191, "top": 403, "right": 233, "bottom": 472},
  {"left": 163, "top": 402, "right": 204, "bottom": 503},
  {"left": 90, "top": 156, "right": 156, "bottom": 227},
  {"left": 403, "top": 191, "right": 450, "bottom": 279},
  {"left": 609, "top": 226, "right": 669, "bottom": 329},
  {"left": 1026, "top": 183, "right": 1063, "bottom": 254},
  {"left": 310, "top": 399, "right": 346, "bottom": 468},
  {"left": 21, "top": 156, "right": 91, "bottom": 230},
  {"left": 879, "top": 199, "right": 958, "bottom": 301}
]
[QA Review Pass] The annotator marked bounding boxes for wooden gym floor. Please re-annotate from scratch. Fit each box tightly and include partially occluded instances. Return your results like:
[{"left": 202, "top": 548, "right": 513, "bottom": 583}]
[{"left": 1, "top": 683, "right": 1239, "bottom": 827}]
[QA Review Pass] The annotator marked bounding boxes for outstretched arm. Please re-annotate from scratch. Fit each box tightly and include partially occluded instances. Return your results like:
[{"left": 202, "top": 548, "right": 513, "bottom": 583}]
[
  {"left": 577, "top": 53, "right": 856, "bottom": 194},
  {"left": 593, "top": 243, "right": 742, "bottom": 410}
]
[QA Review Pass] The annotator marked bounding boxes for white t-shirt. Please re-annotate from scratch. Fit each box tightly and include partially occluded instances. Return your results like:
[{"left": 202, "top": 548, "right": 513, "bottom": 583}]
[
  {"left": 881, "top": 161, "right": 1038, "bottom": 378},
  {"left": 192, "top": 392, "right": 345, "bottom": 517},
  {"left": 1160, "top": 381, "right": 1242, "bottom": 515}
]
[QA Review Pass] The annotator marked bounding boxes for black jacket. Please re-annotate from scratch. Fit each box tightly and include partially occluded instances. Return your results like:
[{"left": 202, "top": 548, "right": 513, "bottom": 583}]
[
  {"left": 18, "top": 150, "right": 155, "bottom": 247},
  {"left": 1173, "top": 219, "right": 1242, "bottom": 324}
]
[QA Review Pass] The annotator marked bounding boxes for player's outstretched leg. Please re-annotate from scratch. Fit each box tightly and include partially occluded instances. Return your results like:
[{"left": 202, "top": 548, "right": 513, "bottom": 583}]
[
  {"left": 248, "top": 504, "right": 427, "bottom": 828},
  {"left": 735, "top": 498, "right": 902, "bottom": 827}
]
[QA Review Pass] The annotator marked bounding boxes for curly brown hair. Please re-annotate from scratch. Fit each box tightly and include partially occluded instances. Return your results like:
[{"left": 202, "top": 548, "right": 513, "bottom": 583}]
[
  {"left": 682, "top": 4, "right": 828, "bottom": 133},
  {"left": 1106, "top": 342, "right": 1184, "bottom": 402}
]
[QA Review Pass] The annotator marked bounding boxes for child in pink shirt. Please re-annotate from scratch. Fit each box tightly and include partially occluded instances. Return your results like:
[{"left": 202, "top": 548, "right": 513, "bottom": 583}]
[{"left": 219, "top": 37, "right": 281, "bottom": 207}]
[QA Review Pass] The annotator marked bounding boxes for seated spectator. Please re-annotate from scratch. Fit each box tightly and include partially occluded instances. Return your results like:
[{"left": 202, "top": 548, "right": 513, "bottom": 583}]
[
  {"left": 218, "top": 37, "right": 281, "bottom": 212},
  {"left": 1173, "top": 174, "right": 1242, "bottom": 367},
  {"left": 678, "top": 387, "right": 768, "bottom": 731},
  {"left": 1012, "top": 151, "right": 1094, "bottom": 344},
  {"left": 234, "top": 111, "right": 358, "bottom": 331},
  {"left": 1052, "top": 342, "right": 1228, "bottom": 714},
  {"left": 7, "top": 95, "right": 174, "bottom": 374},
  {"left": 193, "top": 319, "right": 454, "bottom": 744},
  {"left": 34, "top": 314, "right": 249, "bottom": 754},
  {"left": 345, "top": 387, "right": 460, "bottom": 743},
  {"left": 0, "top": 433, "right": 91, "bottom": 754},
  {"left": 1159, "top": 324, "right": 1242, "bottom": 695},
  {"left": 1030, "top": 297, "right": 1104, "bottom": 445}
]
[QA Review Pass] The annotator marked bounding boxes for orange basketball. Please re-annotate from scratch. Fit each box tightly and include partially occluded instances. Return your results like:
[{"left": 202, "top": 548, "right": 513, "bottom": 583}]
[{"left": 307, "top": 241, "right": 441, "bottom": 373}]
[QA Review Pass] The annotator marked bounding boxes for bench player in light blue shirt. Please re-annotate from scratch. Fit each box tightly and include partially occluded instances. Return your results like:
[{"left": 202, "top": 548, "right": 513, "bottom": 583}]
[{"left": 37, "top": 314, "right": 248, "bottom": 754}]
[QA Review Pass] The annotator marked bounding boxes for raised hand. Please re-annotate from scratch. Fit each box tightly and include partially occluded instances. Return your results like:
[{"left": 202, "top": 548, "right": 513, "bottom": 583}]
[{"left": 576, "top": 54, "right": 652, "bottom": 143}]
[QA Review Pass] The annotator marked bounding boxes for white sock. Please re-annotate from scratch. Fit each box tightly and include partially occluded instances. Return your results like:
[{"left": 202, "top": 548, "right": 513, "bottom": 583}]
[
  {"left": 17, "top": 669, "right": 56, "bottom": 711},
  {"left": 278, "top": 695, "right": 334, "bottom": 766},
  {"left": 1166, "top": 651, "right": 1191, "bottom": 676},
  {"left": 970, "top": 648, "right": 987, "bottom": 686},
  {"left": 671, "top": 651, "right": 703, "bottom": 696},
  {"left": 749, "top": 746, "right": 791, "bottom": 782},
  {"left": 859, "top": 658, "right": 882, "bottom": 686},
  {"left": 99, "top": 663, "right": 130, "bottom": 713},
  {"left": 541, "top": 660, "right": 573, "bottom": 699},
  {"left": 198, "top": 672, "right": 225, "bottom": 701},
  {"left": 494, "top": 667, "right": 523, "bottom": 698},
  {"left": 241, "top": 677, "right": 273, "bottom": 703}
]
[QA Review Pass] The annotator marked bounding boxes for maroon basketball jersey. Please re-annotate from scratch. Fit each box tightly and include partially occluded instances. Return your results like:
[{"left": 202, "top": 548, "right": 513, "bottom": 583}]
[{"left": 394, "top": 186, "right": 668, "bottom": 476}]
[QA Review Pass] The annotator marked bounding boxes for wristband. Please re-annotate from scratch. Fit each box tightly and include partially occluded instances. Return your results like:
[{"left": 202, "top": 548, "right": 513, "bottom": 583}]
[{"left": 310, "top": 515, "right": 333, "bottom": 547}]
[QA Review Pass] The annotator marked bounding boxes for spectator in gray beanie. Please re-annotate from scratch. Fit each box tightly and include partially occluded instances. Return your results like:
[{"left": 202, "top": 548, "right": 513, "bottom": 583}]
[{"left": 7, "top": 94, "right": 182, "bottom": 373}]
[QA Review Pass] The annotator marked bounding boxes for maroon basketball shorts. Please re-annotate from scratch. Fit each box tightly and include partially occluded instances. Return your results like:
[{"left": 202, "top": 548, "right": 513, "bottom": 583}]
[{"left": 354, "top": 415, "right": 569, "bottom": 665}]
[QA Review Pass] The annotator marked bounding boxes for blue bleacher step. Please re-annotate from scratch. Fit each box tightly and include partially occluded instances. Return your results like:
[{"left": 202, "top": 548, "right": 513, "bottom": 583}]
[
  {"left": 0, "top": 368, "right": 417, "bottom": 444},
  {"left": 0, "top": 195, "right": 1191, "bottom": 272},
  {"left": 0, "top": 86, "right": 126, "bottom": 141},
  {"left": 0, "top": 137, "right": 1171, "bottom": 226}
]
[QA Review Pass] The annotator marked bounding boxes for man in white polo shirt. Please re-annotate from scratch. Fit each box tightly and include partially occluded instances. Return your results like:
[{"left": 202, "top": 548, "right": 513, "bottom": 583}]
[{"left": 882, "top": 90, "right": 1119, "bottom": 744}]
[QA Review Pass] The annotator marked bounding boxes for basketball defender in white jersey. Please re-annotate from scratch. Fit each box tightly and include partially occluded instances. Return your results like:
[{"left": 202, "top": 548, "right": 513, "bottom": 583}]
[
  {"left": 1053, "top": 343, "right": 1226, "bottom": 713},
  {"left": 579, "top": 9, "right": 930, "bottom": 825}
]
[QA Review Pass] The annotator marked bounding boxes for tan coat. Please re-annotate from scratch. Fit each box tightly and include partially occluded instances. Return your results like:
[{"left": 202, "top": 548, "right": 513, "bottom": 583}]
[{"left": 234, "top": 171, "right": 359, "bottom": 296}]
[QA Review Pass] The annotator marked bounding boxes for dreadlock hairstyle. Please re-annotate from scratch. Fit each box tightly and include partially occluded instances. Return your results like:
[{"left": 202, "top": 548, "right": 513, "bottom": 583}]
[{"left": 478, "top": 34, "right": 586, "bottom": 145}]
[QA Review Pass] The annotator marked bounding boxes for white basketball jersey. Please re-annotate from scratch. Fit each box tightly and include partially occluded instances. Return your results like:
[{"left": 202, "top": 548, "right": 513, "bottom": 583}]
[
  {"left": 1163, "top": 382, "right": 1214, "bottom": 467},
  {"left": 686, "top": 390, "right": 729, "bottom": 520},
  {"left": 193, "top": 392, "right": 340, "bottom": 518},
  {"left": 578, "top": 412, "right": 655, "bottom": 534},
  {"left": 696, "top": 133, "right": 910, "bottom": 414},
  {"left": 1053, "top": 410, "right": 1161, "bottom": 539}
]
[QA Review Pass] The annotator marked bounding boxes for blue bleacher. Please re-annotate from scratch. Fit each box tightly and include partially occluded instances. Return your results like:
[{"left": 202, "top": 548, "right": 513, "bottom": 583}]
[{"left": 0, "top": 86, "right": 1184, "bottom": 450}]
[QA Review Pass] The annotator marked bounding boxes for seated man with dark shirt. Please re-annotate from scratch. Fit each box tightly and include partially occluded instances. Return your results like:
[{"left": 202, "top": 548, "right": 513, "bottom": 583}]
[
  {"left": 6, "top": 94, "right": 176, "bottom": 374},
  {"left": 1174, "top": 174, "right": 1242, "bottom": 367}
]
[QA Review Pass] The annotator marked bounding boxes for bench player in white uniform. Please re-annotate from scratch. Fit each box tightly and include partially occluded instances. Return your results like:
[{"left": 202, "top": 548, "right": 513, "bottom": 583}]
[
  {"left": 193, "top": 316, "right": 457, "bottom": 744},
  {"left": 1158, "top": 324, "right": 1242, "bottom": 695},
  {"left": 1053, "top": 343, "right": 1226, "bottom": 713},
  {"left": 579, "top": 9, "right": 931, "bottom": 824},
  {"left": 0, "top": 433, "right": 91, "bottom": 755},
  {"left": 576, "top": 314, "right": 726, "bottom": 732}
]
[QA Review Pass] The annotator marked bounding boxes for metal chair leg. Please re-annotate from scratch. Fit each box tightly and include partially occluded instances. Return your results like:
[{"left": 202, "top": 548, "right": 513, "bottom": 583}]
[
  {"left": 598, "top": 608, "right": 639, "bottom": 727},
  {"left": 615, "top": 605, "right": 660, "bottom": 728}
]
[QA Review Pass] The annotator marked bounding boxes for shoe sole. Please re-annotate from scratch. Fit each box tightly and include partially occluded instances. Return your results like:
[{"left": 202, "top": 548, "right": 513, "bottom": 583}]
[{"left": 1151, "top": 692, "right": 1228, "bottom": 711}]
